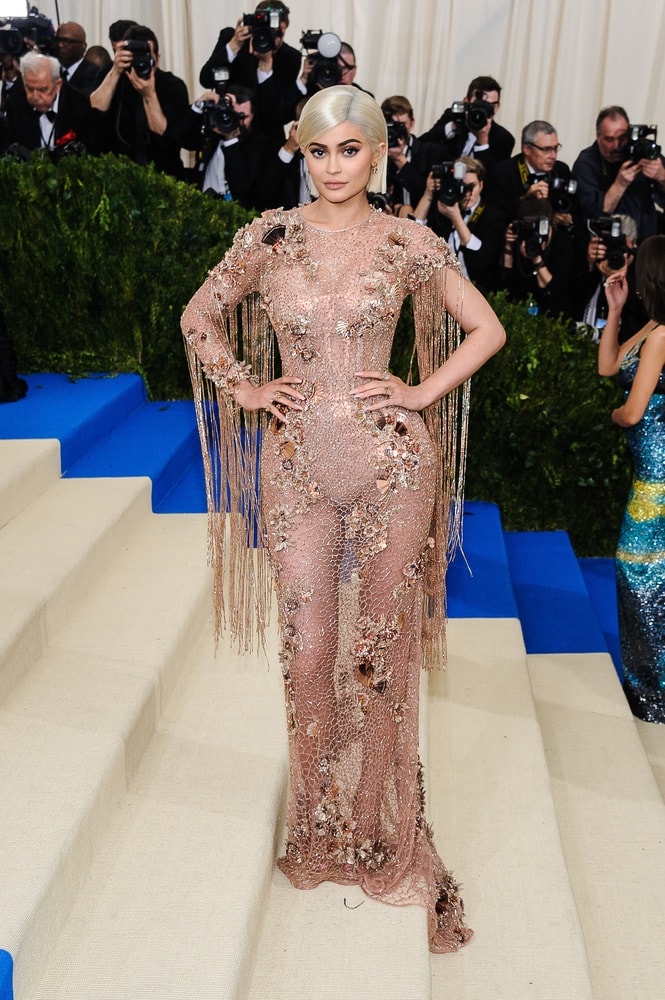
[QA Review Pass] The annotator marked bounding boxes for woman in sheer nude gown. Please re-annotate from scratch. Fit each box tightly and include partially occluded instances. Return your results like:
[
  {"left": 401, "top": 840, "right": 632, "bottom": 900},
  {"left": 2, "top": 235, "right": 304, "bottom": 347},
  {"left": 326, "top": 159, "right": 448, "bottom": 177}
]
[{"left": 181, "top": 86, "right": 505, "bottom": 952}]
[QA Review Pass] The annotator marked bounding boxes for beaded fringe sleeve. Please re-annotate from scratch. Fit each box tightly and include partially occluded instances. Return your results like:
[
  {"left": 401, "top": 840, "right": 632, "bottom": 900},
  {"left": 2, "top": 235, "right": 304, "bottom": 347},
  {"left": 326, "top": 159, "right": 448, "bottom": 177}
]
[{"left": 182, "top": 213, "right": 469, "bottom": 669}]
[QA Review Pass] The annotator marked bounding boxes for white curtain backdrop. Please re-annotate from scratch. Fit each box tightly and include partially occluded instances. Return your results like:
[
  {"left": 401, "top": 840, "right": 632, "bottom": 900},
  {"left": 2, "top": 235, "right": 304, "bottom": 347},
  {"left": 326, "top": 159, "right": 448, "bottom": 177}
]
[{"left": 26, "top": 0, "right": 665, "bottom": 167}]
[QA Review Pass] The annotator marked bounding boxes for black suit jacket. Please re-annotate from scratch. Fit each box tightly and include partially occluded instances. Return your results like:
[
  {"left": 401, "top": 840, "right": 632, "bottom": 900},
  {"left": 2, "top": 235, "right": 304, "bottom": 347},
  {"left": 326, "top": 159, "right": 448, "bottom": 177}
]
[
  {"left": 419, "top": 115, "right": 514, "bottom": 180},
  {"left": 429, "top": 200, "right": 508, "bottom": 294},
  {"left": 1, "top": 82, "right": 98, "bottom": 153},
  {"left": 486, "top": 154, "right": 571, "bottom": 220},
  {"left": 95, "top": 69, "right": 189, "bottom": 177},
  {"left": 65, "top": 59, "right": 104, "bottom": 97},
  {"left": 387, "top": 136, "right": 446, "bottom": 208}
]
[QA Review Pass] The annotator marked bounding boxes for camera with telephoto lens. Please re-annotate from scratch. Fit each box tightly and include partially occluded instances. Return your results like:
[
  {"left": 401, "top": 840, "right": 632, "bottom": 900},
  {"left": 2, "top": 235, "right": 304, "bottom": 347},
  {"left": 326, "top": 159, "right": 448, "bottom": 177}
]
[
  {"left": 432, "top": 161, "right": 468, "bottom": 206},
  {"left": 124, "top": 39, "right": 155, "bottom": 80},
  {"left": 0, "top": 7, "right": 55, "bottom": 55},
  {"left": 512, "top": 216, "right": 550, "bottom": 259},
  {"left": 549, "top": 176, "right": 577, "bottom": 213},
  {"left": 242, "top": 8, "right": 280, "bottom": 54},
  {"left": 300, "top": 30, "right": 342, "bottom": 88},
  {"left": 195, "top": 68, "right": 243, "bottom": 137},
  {"left": 627, "top": 124, "right": 661, "bottom": 161},
  {"left": 587, "top": 215, "right": 634, "bottom": 270}
]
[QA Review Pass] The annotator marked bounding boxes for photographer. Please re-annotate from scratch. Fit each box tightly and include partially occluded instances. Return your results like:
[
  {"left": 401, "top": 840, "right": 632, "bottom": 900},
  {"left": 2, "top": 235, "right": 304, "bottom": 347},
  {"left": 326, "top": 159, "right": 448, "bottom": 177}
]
[
  {"left": 411, "top": 157, "right": 506, "bottom": 295},
  {"left": 2, "top": 50, "right": 97, "bottom": 154},
  {"left": 381, "top": 95, "right": 445, "bottom": 212},
  {"left": 173, "top": 83, "right": 275, "bottom": 210},
  {"left": 573, "top": 215, "right": 646, "bottom": 343},
  {"left": 90, "top": 24, "right": 189, "bottom": 178},
  {"left": 419, "top": 75, "right": 514, "bottom": 181},
  {"left": 501, "top": 193, "right": 574, "bottom": 317},
  {"left": 487, "top": 120, "right": 574, "bottom": 227},
  {"left": 198, "top": 2, "right": 300, "bottom": 147},
  {"left": 572, "top": 106, "right": 665, "bottom": 241}
]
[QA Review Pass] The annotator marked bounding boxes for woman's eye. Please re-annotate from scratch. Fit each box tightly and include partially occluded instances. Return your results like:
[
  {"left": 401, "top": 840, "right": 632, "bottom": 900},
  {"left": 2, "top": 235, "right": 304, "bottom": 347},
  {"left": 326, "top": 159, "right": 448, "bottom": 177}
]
[{"left": 342, "top": 146, "right": 359, "bottom": 156}]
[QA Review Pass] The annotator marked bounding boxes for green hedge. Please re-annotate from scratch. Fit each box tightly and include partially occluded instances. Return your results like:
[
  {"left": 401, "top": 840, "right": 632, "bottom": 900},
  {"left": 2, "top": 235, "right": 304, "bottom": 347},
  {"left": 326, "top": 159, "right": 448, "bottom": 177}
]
[
  {"left": 0, "top": 152, "right": 254, "bottom": 399},
  {"left": 465, "top": 293, "right": 629, "bottom": 556},
  {"left": 1, "top": 154, "right": 630, "bottom": 554}
]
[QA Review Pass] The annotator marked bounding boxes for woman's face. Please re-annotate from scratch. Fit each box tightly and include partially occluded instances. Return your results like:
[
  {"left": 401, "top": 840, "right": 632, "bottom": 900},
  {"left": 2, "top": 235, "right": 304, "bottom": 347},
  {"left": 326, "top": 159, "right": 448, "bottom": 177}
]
[{"left": 303, "top": 121, "right": 383, "bottom": 205}]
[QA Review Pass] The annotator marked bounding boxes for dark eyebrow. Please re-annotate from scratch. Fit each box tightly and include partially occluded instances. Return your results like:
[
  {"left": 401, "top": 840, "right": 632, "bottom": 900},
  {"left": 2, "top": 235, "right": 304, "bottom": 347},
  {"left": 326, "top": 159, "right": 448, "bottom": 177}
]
[{"left": 308, "top": 137, "right": 364, "bottom": 150}]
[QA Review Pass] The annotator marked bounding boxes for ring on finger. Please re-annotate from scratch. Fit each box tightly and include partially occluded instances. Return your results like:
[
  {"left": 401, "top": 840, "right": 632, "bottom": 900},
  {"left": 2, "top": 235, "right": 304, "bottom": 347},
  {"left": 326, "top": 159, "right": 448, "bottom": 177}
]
[{"left": 382, "top": 371, "right": 391, "bottom": 381}]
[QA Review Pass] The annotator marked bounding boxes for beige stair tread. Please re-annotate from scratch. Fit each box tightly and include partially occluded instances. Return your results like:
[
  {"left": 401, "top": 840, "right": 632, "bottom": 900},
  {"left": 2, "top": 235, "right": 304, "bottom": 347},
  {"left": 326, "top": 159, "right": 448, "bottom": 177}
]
[
  {"left": 28, "top": 737, "right": 286, "bottom": 1000},
  {"left": 0, "top": 438, "right": 61, "bottom": 528},
  {"left": 429, "top": 619, "right": 594, "bottom": 999},
  {"left": 528, "top": 651, "right": 665, "bottom": 1000},
  {"left": 0, "top": 712, "right": 126, "bottom": 999},
  {"left": 26, "top": 686, "right": 287, "bottom": 999},
  {"left": 0, "top": 476, "right": 152, "bottom": 700},
  {"left": 636, "top": 716, "right": 665, "bottom": 802},
  {"left": 248, "top": 872, "right": 431, "bottom": 1000}
]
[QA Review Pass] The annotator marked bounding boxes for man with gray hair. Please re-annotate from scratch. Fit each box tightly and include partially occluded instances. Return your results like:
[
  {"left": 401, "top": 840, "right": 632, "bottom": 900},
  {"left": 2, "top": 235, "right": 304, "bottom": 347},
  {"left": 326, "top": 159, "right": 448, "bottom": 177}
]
[
  {"left": 487, "top": 119, "right": 573, "bottom": 225},
  {"left": 1, "top": 50, "right": 95, "bottom": 153}
]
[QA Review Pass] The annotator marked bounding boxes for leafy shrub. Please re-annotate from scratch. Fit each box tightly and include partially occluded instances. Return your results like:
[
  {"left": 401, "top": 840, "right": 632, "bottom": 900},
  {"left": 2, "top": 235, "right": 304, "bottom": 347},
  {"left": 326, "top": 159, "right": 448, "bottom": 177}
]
[
  {"left": 0, "top": 152, "right": 254, "bottom": 398},
  {"left": 464, "top": 292, "right": 630, "bottom": 555}
]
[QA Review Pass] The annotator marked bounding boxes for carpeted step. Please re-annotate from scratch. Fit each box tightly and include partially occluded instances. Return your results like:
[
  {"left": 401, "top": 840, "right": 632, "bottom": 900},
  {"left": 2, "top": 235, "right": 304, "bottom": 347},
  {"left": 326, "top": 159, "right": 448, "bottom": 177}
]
[
  {"left": 23, "top": 620, "right": 289, "bottom": 1000},
  {"left": 0, "top": 374, "right": 146, "bottom": 472},
  {"left": 65, "top": 400, "right": 201, "bottom": 511},
  {"left": 0, "top": 476, "right": 151, "bottom": 703},
  {"left": 1, "top": 507, "right": 215, "bottom": 1000},
  {"left": 447, "top": 501, "right": 519, "bottom": 618},
  {"left": 428, "top": 618, "right": 594, "bottom": 999},
  {"left": 154, "top": 452, "right": 206, "bottom": 513},
  {"left": 504, "top": 530, "right": 607, "bottom": 655},
  {"left": 578, "top": 556, "right": 622, "bottom": 680},
  {"left": 0, "top": 439, "right": 60, "bottom": 529},
  {"left": 528, "top": 650, "right": 665, "bottom": 999}
]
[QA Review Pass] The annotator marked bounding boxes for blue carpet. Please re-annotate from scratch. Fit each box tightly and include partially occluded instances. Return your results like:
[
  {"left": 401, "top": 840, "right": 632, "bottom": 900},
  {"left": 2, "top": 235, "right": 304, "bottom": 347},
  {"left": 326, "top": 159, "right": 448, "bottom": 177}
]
[
  {"left": 447, "top": 502, "right": 519, "bottom": 618},
  {"left": 579, "top": 557, "right": 623, "bottom": 680},
  {"left": 0, "top": 373, "right": 145, "bottom": 472},
  {"left": 0, "top": 950, "right": 12, "bottom": 1000},
  {"left": 505, "top": 531, "right": 607, "bottom": 654}
]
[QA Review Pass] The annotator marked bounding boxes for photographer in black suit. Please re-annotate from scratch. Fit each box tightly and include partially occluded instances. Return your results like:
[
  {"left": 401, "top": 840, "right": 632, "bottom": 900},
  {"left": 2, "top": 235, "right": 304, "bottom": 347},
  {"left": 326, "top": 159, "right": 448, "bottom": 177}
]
[
  {"left": 411, "top": 157, "right": 506, "bottom": 295},
  {"left": 53, "top": 22, "right": 103, "bottom": 97},
  {"left": 90, "top": 24, "right": 189, "bottom": 178},
  {"left": 487, "top": 120, "right": 574, "bottom": 228},
  {"left": 199, "top": 1, "right": 300, "bottom": 148},
  {"left": 174, "top": 83, "right": 275, "bottom": 210},
  {"left": 419, "top": 75, "right": 514, "bottom": 182},
  {"left": 381, "top": 95, "right": 445, "bottom": 213},
  {"left": 2, "top": 51, "right": 96, "bottom": 154}
]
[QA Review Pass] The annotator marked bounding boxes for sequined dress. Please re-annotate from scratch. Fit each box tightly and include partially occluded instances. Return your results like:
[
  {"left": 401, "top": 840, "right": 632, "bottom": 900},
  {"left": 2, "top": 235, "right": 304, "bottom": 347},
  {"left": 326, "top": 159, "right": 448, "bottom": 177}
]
[
  {"left": 616, "top": 340, "right": 665, "bottom": 723},
  {"left": 181, "top": 208, "right": 472, "bottom": 951}
]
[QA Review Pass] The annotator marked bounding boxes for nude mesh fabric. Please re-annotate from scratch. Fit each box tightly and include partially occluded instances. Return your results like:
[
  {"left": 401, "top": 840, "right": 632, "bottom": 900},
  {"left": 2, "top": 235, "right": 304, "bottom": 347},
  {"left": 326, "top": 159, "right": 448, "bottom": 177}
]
[{"left": 182, "top": 208, "right": 472, "bottom": 951}]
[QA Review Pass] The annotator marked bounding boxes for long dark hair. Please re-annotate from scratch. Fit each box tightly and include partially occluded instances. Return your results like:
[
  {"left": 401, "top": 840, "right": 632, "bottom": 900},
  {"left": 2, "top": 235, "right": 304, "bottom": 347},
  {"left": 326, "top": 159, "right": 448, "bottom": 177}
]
[{"left": 636, "top": 235, "right": 665, "bottom": 325}]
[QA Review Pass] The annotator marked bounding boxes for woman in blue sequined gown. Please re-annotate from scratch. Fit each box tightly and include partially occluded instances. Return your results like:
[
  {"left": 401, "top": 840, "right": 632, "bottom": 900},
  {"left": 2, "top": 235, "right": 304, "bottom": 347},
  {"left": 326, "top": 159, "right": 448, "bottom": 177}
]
[{"left": 599, "top": 236, "right": 665, "bottom": 723}]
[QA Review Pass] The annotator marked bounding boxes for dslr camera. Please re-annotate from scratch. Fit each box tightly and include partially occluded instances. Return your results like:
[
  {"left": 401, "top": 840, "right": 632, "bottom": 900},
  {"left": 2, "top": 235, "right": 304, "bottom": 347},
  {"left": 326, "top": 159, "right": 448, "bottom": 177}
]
[
  {"left": 587, "top": 215, "right": 634, "bottom": 270},
  {"left": 124, "top": 40, "right": 155, "bottom": 80},
  {"left": 384, "top": 118, "right": 409, "bottom": 149},
  {"left": 195, "top": 68, "right": 243, "bottom": 137},
  {"left": 512, "top": 216, "right": 550, "bottom": 259},
  {"left": 447, "top": 93, "right": 494, "bottom": 134},
  {"left": 242, "top": 8, "right": 280, "bottom": 54},
  {"left": 432, "top": 161, "right": 468, "bottom": 206},
  {"left": 627, "top": 124, "right": 661, "bottom": 161},
  {"left": 300, "top": 30, "right": 342, "bottom": 88},
  {"left": 549, "top": 176, "right": 577, "bottom": 213}
]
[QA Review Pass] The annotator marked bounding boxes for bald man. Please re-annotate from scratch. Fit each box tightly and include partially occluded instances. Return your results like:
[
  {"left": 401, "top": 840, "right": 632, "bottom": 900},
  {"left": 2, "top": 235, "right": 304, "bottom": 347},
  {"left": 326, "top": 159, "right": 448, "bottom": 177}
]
[{"left": 54, "top": 21, "right": 103, "bottom": 95}]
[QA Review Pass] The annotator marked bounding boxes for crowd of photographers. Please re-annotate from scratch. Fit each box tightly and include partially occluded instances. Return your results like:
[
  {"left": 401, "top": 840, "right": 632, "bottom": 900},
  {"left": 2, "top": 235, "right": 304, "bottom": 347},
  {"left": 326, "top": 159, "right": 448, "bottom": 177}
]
[{"left": 2, "top": 1, "right": 665, "bottom": 344}]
